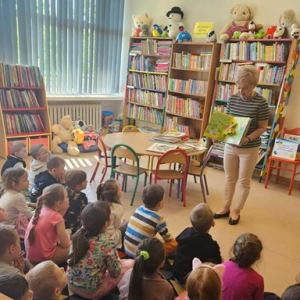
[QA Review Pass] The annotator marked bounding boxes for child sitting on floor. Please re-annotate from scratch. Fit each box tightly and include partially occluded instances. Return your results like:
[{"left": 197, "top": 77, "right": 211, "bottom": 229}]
[
  {"left": 124, "top": 184, "right": 177, "bottom": 258},
  {"left": 64, "top": 170, "right": 88, "bottom": 234},
  {"left": 30, "top": 156, "right": 65, "bottom": 203},
  {"left": 173, "top": 203, "right": 222, "bottom": 284},
  {"left": 0, "top": 168, "right": 34, "bottom": 235},
  {"left": 97, "top": 179, "right": 126, "bottom": 249},
  {"left": 25, "top": 184, "right": 71, "bottom": 265},
  {"left": 67, "top": 201, "right": 133, "bottom": 299},
  {"left": 0, "top": 273, "right": 33, "bottom": 300},
  {"left": 1, "top": 141, "right": 28, "bottom": 176},
  {"left": 28, "top": 144, "right": 51, "bottom": 190},
  {"left": 26, "top": 261, "right": 67, "bottom": 300},
  {"left": 118, "top": 237, "right": 174, "bottom": 300},
  {"left": 0, "top": 225, "right": 26, "bottom": 276}
]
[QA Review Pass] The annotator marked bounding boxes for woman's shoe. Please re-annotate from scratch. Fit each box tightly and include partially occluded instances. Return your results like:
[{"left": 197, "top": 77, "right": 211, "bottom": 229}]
[
  {"left": 213, "top": 211, "right": 230, "bottom": 219},
  {"left": 229, "top": 215, "right": 240, "bottom": 225}
]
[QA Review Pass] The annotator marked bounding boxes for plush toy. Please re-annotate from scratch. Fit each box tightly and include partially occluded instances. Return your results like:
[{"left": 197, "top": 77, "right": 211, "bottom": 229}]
[
  {"left": 232, "top": 31, "right": 242, "bottom": 39},
  {"left": 274, "top": 26, "right": 286, "bottom": 38},
  {"left": 140, "top": 24, "right": 151, "bottom": 37},
  {"left": 152, "top": 24, "right": 162, "bottom": 37},
  {"left": 52, "top": 115, "right": 80, "bottom": 156},
  {"left": 279, "top": 9, "right": 300, "bottom": 38},
  {"left": 161, "top": 26, "right": 169, "bottom": 38},
  {"left": 266, "top": 26, "right": 277, "bottom": 38},
  {"left": 73, "top": 118, "right": 94, "bottom": 133},
  {"left": 132, "top": 13, "right": 152, "bottom": 37},
  {"left": 248, "top": 21, "right": 256, "bottom": 39},
  {"left": 73, "top": 128, "right": 85, "bottom": 145},
  {"left": 254, "top": 29, "right": 266, "bottom": 39},
  {"left": 291, "top": 24, "right": 300, "bottom": 39},
  {"left": 166, "top": 6, "right": 184, "bottom": 39},
  {"left": 176, "top": 27, "right": 192, "bottom": 42},
  {"left": 219, "top": 4, "right": 263, "bottom": 41},
  {"left": 206, "top": 30, "right": 217, "bottom": 43}
]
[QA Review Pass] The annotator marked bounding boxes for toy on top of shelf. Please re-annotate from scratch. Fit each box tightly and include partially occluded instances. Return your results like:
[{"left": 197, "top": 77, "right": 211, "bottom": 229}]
[
  {"left": 152, "top": 24, "right": 162, "bottom": 37},
  {"left": 274, "top": 26, "right": 287, "bottom": 38},
  {"left": 206, "top": 30, "right": 217, "bottom": 43},
  {"left": 176, "top": 27, "right": 192, "bottom": 43},
  {"left": 132, "top": 13, "right": 152, "bottom": 37},
  {"left": 266, "top": 26, "right": 277, "bottom": 38},
  {"left": 232, "top": 31, "right": 242, "bottom": 39},
  {"left": 278, "top": 9, "right": 300, "bottom": 38},
  {"left": 166, "top": 6, "right": 184, "bottom": 39},
  {"left": 52, "top": 115, "right": 80, "bottom": 156},
  {"left": 140, "top": 24, "right": 151, "bottom": 37},
  {"left": 291, "top": 24, "right": 300, "bottom": 39},
  {"left": 219, "top": 4, "right": 263, "bottom": 41},
  {"left": 161, "top": 27, "right": 169, "bottom": 38},
  {"left": 254, "top": 29, "right": 266, "bottom": 39}
]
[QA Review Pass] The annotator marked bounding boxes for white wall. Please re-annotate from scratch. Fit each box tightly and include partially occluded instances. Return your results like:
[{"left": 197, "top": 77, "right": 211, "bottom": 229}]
[{"left": 121, "top": 0, "right": 300, "bottom": 128}]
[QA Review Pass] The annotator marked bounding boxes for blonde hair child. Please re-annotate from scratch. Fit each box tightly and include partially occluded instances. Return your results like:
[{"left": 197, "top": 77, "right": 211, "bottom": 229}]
[{"left": 25, "top": 184, "right": 70, "bottom": 265}]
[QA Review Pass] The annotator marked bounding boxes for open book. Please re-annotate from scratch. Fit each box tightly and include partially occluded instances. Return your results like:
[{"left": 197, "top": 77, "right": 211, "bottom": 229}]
[
  {"left": 147, "top": 143, "right": 178, "bottom": 153},
  {"left": 204, "top": 111, "right": 251, "bottom": 146}
]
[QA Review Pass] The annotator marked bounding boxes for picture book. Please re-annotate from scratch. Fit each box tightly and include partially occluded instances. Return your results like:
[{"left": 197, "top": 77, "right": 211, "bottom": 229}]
[
  {"left": 147, "top": 143, "right": 178, "bottom": 153},
  {"left": 204, "top": 111, "right": 250, "bottom": 146}
]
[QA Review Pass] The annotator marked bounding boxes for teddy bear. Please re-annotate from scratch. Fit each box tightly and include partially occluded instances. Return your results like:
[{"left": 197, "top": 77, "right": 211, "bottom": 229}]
[
  {"left": 219, "top": 4, "right": 263, "bottom": 41},
  {"left": 132, "top": 13, "right": 152, "bottom": 37},
  {"left": 166, "top": 6, "right": 184, "bottom": 39},
  {"left": 279, "top": 9, "right": 300, "bottom": 38},
  {"left": 51, "top": 115, "right": 80, "bottom": 156},
  {"left": 291, "top": 24, "right": 300, "bottom": 39}
]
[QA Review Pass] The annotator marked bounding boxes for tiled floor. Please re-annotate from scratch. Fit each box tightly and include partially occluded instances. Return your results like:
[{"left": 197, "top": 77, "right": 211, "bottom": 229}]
[{"left": 1, "top": 152, "right": 300, "bottom": 297}]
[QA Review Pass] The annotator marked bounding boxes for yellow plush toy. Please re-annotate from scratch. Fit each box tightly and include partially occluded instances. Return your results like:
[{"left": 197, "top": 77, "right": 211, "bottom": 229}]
[
  {"left": 51, "top": 115, "right": 80, "bottom": 156},
  {"left": 73, "top": 128, "right": 85, "bottom": 145}
]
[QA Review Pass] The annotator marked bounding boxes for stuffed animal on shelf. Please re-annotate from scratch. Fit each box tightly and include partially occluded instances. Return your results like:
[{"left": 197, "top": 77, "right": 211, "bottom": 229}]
[
  {"left": 232, "top": 31, "right": 242, "bottom": 39},
  {"left": 206, "top": 30, "right": 217, "bottom": 43},
  {"left": 291, "top": 24, "right": 300, "bottom": 39},
  {"left": 140, "top": 24, "right": 151, "bottom": 37},
  {"left": 152, "top": 24, "right": 162, "bottom": 37},
  {"left": 266, "top": 26, "right": 277, "bottom": 38},
  {"left": 161, "top": 26, "right": 169, "bottom": 38},
  {"left": 254, "top": 29, "right": 266, "bottom": 39},
  {"left": 274, "top": 26, "right": 286, "bottom": 39},
  {"left": 52, "top": 115, "right": 80, "bottom": 156},
  {"left": 132, "top": 13, "right": 152, "bottom": 37},
  {"left": 219, "top": 4, "right": 263, "bottom": 41},
  {"left": 166, "top": 6, "right": 184, "bottom": 39},
  {"left": 176, "top": 27, "right": 192, "bottom": 42},
  {"left": 279, "top": 9, "right": 300, "bottom": 38}
]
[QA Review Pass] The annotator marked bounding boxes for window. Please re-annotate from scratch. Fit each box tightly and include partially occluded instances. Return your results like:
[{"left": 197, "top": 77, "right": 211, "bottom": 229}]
[{"left": 0, "top": 0, "right": 125, "bottom": 95}]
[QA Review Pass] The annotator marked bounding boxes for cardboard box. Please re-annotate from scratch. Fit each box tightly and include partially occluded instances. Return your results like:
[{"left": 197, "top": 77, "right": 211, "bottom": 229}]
[{"left": 272, "top": 138, "right": 300, "bottom": 161}]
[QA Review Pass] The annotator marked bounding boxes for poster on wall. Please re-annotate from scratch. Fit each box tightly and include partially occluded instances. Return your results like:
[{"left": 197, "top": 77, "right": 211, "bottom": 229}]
[{"left": 193, "top": 22, "right": 213, "bottom": 38}]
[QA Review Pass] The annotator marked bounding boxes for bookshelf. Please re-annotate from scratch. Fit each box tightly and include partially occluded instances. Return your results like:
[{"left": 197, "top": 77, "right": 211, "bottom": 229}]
[
  {"left": 210, "top": 39, "right": 299, "bottom": 171},
  {"left": 0, "top": 63, "right": 51, "bottom": 158},
  {"left": 164, "top": 42, "right": 221, "bottom": 139},
  {"left": 123, "top": 37, "right": 173, "bottom": 131}
]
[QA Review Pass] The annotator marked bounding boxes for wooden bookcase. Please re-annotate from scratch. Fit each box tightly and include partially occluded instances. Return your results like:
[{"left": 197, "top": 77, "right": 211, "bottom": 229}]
[
  {"left": 123, "top": 37, "right": 173, "bottom": 131},
  {"left": 210, "top": 39, "right": 298, "bottom": 170},
  {"left": 0, "top": 63, "right": 51, "bottom": 158},
  {"left": 164, "top": 42, "right": 220, "bottom": 139}
]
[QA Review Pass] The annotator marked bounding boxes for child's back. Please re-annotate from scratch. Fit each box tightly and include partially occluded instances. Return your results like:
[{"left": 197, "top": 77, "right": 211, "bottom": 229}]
[{"left": 173, "top": 204, "right": 221, "bottom": 283}]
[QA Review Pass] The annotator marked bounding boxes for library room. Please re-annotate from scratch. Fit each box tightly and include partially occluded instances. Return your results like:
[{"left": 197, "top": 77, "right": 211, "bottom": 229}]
[{"left": 0, "top": 0, "right": 300, "bottom": 299}]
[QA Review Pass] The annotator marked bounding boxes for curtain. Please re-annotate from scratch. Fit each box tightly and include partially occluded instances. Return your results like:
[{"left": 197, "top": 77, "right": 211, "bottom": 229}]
[{"left": 0, "top": 0, "right": 125, "bottom": 95}]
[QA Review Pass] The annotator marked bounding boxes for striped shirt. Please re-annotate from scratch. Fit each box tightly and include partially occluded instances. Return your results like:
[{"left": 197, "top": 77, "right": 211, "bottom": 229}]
[
  {"left": 124, "top": 206, "right": 173, "bottom": 258},
  {"left": 227, "top": 92, "right": 269, "bottom": 148}
]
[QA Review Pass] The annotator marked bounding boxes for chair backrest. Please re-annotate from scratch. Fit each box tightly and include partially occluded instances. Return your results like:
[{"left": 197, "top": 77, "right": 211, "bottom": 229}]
[
  {"left": 200, "top": 145, "right": 214, "bottom": 176},
  {"left": 111, "top": 143, "right": 140, "bottom": 169},
  {"left": 283, "top": 127, "right": 300, "bottom": 136},
  {"left": 122, "top": 125, "right": 140, "bottom": 133},
  {"left": 97, "top": 136, "right": 109, "bottom": 165}
]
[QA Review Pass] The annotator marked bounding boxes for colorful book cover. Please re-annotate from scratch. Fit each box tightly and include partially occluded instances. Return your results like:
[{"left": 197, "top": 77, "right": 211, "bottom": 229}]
[{"left": 147, "top": 143, "right": 178, "bottom": 153}]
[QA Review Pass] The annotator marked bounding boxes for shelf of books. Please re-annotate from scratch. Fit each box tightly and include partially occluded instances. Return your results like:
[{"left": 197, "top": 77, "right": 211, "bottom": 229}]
[
  {"left": 210, "top": 39, "right": 298, "bottom": 171},
  {"left": 123, "top": 37, "right": 173, "bottom": 131},
  {"left": 0, "top": 63, "right": 51, "bottom": 158},
  {"left": 164, "top": 42, "right": 221, "bottom": 139}
]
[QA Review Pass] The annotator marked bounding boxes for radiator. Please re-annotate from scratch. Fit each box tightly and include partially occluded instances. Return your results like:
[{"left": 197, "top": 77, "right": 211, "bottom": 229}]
[{"left": 48, "top": 102, "right": 102, "bottom": 130}]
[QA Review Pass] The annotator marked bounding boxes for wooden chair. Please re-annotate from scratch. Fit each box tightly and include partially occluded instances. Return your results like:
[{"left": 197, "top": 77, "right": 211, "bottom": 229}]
[
  {"left": 110, "top": 143, "right": 147, "bottom": 205},
  {"left": 122, "top": 125, "right": 140, "bottom": 132},
  {"left": 150, "top": 149, "right": 189, "bottom": 207},
  {"left": 187, "top": 145, "right": 214, "bottom": 203},
  {"left": 264, "top": 127, "right": 300, "bottom": 195}
]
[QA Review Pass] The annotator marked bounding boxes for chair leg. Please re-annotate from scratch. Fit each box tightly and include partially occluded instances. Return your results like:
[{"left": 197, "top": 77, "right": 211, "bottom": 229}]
[
  {"left": 143, "top": 173, "right": 148, "bottom": 187},
  {"left": 99, "top": 166, "right": 108, "bottom": 184},
  {"left": 150, "top": 173, "right": 152, "bottom": 184},
  {"left": 131, "top": 175, "right": 139, "bottom": 206},
  {"left": 89, "top": 162, "right": 99, "bottom": 183},
  {"left": 199, "top": 175, "right": 207, "bottom": 203},
  {"left": 194, "top": 176, "right": 197, "bottom": 183},
  {"left": 264, "top": 158, "right": 273, "bottom": 189},
  {"left": 125, "top": 176, "right": 128, "bottom": 193},
  {"left": 122, "top": 175, "right": 126, "bottom": 191},
  {"left": 276, "top": 162, "right": 282, "bottom": 183},
  {"left": 288, "top": 165, "right": 297, "bottom": 195},
  {"left": 182, "top": 179, "right": 187, "bottom": 207},
  {"left": 169, "top": 180, "right": 173, "bottom": 197},
  {"left": 204, "top": 175, "right": 209, "bottom": 195},
  {"left": 177, "top": 179, "right": 181, "bottom": 199}
]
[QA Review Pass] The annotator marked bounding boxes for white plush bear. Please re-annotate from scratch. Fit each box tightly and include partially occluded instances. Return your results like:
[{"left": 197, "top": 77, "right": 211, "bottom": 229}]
[
  {"left": 279, "top": 9, "right": 300, "bottom": 38},
  {"left": 132, "top": 13, "right": 152, "bottom": 37},
  {"left": 166, "top": 6, "right": 184, "bottom": 39}
]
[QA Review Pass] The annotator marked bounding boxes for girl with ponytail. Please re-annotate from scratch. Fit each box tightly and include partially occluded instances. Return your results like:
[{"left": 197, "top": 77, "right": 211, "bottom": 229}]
[
  {"left": 118, "top": 237, "right": 174, "bottom": 300},
  {"left": 24, "top": 183, "right": 70, "bottom": 265},
  {"left": 67, "top": 201, "right": 133, "bottom": 299}
]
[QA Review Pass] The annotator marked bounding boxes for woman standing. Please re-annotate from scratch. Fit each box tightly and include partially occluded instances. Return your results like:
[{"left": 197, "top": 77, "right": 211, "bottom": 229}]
[{"left": 214, "top": 65, "right": 269, "bottom": 225}]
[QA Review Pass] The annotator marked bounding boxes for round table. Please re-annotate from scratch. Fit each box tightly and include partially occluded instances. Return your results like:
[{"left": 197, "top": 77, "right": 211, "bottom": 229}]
[{"left": 102, "top": 132, "right": 206, "bottom": 157}]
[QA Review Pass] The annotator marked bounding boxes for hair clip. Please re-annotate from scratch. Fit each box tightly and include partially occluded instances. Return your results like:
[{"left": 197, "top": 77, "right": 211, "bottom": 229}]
[{"left": 140, "top": 250, "right": 150, "bottom": 260}]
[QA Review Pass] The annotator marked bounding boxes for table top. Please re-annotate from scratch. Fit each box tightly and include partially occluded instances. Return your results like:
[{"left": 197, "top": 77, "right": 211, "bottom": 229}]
[{"left": 102, "top": 132, "right": 206, "bottom": 157}]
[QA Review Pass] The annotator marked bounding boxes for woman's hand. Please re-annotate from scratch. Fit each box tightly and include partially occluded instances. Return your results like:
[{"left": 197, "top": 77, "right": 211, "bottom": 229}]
[{"left": 242, "top": 137, "right": 250, "bottom": 145}]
